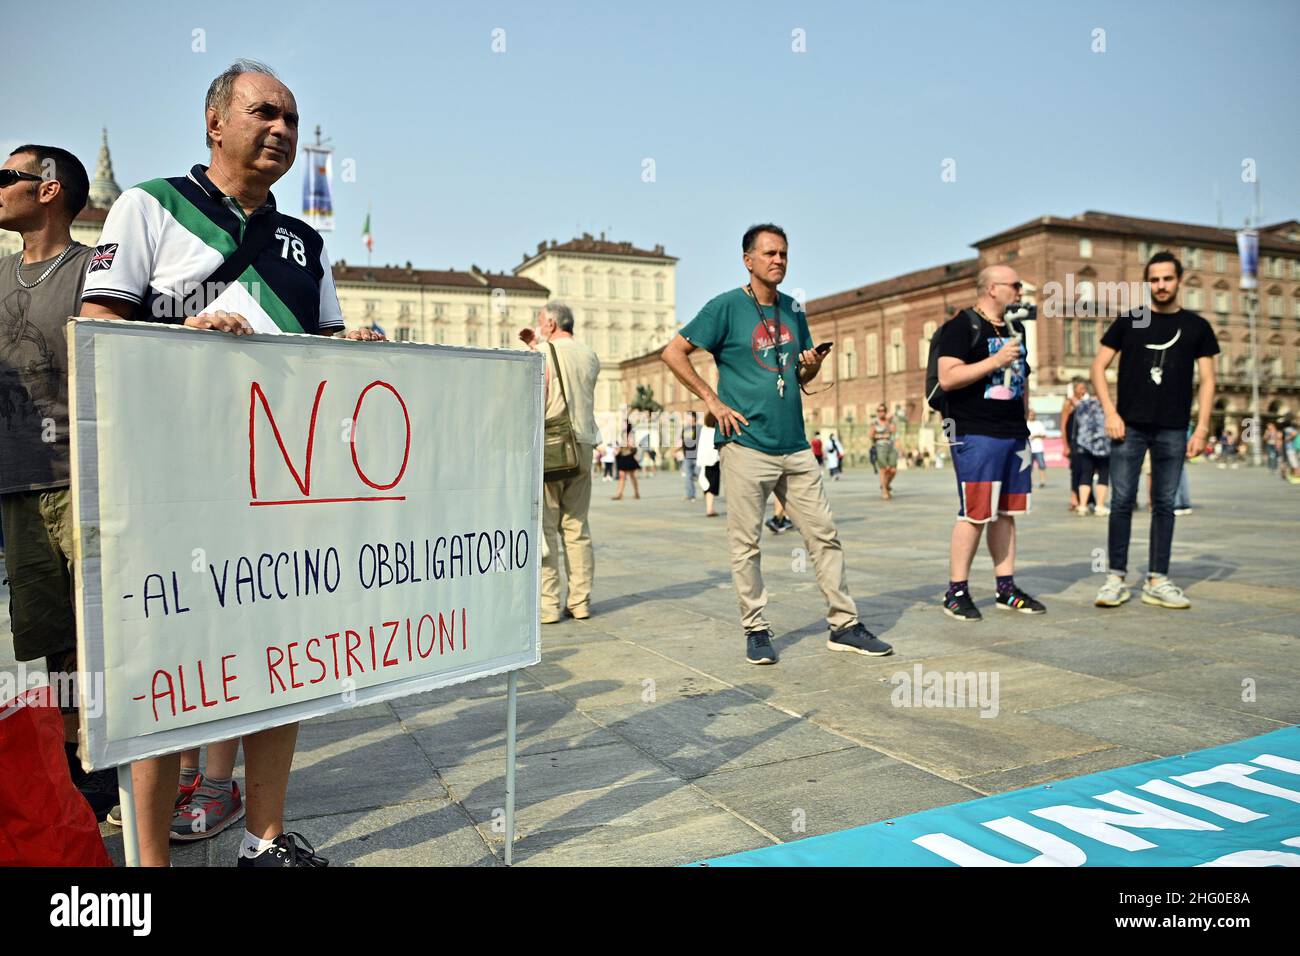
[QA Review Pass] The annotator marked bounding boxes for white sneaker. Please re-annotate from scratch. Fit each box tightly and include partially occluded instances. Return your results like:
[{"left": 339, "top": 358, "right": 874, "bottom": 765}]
[
  {"left": 1142, "top": 576, "right": 1191, "bottom": 609},
  {"left": 1174, "top": 508, "right": 1192, "bottom": 516},
  {"left": 1076, "top": 506, "right": 1090, "bottom": 516},
  {"left": 1095, "top": 573, "right": 1131, "bottom": 607},
  {"left": 1094, "top": 505, "right": 1110, "bottom": 516}
]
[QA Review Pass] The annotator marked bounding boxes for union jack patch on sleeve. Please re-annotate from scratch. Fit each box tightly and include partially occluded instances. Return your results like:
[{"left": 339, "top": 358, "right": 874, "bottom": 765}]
[{"left": 89, "top": 243, "right": 118, "bottom": 272}]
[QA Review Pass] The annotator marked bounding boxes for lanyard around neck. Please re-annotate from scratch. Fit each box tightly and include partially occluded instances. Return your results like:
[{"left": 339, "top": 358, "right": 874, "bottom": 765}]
[{"left": 746, "top": 283, "right": 785, "bottom": 382}]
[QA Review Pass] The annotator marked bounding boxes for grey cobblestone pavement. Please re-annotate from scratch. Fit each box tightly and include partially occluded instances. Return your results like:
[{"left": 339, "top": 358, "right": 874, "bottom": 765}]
[{"left": 4, "top": 460, "right": 1297, "bottom": 865}]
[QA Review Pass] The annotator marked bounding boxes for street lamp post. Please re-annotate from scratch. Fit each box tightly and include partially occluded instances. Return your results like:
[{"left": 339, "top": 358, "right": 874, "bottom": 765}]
[
  {"left": 1236, "top": 227, "right": 1262, "bottom": 466},
  {"left": 1245, "top": 288, "right": 1262, "bottom": 466}
]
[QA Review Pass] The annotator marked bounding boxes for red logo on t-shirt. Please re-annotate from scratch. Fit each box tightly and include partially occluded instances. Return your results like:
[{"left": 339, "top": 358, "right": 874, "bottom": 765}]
[{"left": 751, "top": 320, "right": 794, "bottom": 372}]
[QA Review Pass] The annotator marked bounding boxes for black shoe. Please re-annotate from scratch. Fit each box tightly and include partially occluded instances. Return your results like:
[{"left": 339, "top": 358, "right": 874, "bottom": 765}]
[
  {"left": 745, "top": 630, "right": 778, "bottom": 665},
  {"left": 236, "top": 831, "right": 329, "bottom": 868},
  {"left": 764, "top": 517, "right": 783, "bottom": 535},
  {"left": 995, "top": 586, "right": 1046, "bottom": 614},
  {"left": 943, "top": 588, "right": 982, "bottom": 622},
  {"left": 827, "top": 621, "right": 893, "bottom": 656},
  {"left": 779, "top": 516, "right": 795, "bottom": 532},
  {"left": 78, "top": 766, "right": 119, "bottom": 823}
]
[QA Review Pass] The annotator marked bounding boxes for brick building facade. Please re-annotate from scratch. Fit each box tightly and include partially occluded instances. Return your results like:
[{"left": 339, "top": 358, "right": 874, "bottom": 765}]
[{"left": 618, "top": 211, "right": 1300, "bottom": 456}]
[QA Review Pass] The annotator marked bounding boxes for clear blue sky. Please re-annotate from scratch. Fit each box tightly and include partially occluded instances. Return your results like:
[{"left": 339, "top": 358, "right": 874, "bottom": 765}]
[{"left": 5, "top": 0, "right": 1298, "bottom": 316}]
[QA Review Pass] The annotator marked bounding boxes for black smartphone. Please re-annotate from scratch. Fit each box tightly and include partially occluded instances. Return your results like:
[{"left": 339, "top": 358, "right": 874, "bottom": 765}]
[{"left": 815, "top": 342, "right": 833, "bottom": 354}]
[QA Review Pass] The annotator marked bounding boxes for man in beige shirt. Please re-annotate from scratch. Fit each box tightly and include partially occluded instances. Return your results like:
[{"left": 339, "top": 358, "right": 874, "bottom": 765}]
[{"left": 520, "top": 302, "right": 601, "bottom": 622}]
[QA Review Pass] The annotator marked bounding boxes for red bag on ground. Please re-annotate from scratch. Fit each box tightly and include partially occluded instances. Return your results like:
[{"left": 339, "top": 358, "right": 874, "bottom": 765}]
[{"left": 0, "top": 686, "right": 113, "bottom": 866}]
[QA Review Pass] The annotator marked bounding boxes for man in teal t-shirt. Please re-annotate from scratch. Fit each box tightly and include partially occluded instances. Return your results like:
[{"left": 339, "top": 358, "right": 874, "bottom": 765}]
[{"left": 661, "top": 223, "right": 893, "bottom": 665}]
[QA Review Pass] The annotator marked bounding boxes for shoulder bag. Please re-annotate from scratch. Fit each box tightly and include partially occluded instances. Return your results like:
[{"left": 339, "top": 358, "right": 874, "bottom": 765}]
[{"left": 543, "top": 342, "right": 583, "bottom": 482}]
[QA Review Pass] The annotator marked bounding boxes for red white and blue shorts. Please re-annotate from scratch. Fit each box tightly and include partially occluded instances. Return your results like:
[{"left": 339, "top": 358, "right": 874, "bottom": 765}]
[{"left": 952, "top": 434, "right": 1033, "bottom": 524}]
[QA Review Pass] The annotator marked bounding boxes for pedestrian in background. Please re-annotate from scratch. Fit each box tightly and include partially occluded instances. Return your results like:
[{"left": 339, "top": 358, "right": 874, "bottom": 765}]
[
  {"left": 1069, "top": 382, "right": 1111, "bottom": 516},
  {"left": 521, "top": 301, "right": 601, "bottom": 624},
  {"left": 871, "top": 404, "right": 898, "bottom": 499},
  {"left": 613, "top": 425, "right": 641, "bottom": 500},
  {"left": 697, "top": 414, "right": 722, "bottom": 516},
  {"left": 681, "top": 410, "right": 701, "bottom": 501},
  {"left": 825, "top": 432, "right": 843, "bottom": 480},
  {"left": 1027, "top": 409, "right": 1048, "bottom": 488}
]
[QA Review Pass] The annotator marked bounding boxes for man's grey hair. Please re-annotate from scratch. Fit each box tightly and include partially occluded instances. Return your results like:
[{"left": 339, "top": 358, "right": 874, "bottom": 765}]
[
  {"left": 976, "top": 266, "right": 997, "bottom": 294},
  {"left": 543, "top": 301, "right": 575, "bottom": 332},
  {"left": 205, "top": 59, "right": 279, "bottom": 148}
]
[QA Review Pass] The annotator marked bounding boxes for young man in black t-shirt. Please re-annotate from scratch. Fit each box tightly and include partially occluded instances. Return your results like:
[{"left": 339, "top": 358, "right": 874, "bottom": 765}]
[
  {"left": 1091, "top": 251, "right": 1218, "bottom": 610},
  {"left": 935, "top": 265, "right": 1046, "bottom": 621}
]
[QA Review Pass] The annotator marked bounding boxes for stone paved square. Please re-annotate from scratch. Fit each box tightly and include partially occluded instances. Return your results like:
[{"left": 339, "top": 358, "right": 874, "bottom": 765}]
[{"left": 3, "top": 461, "right": 1295, "bottom": 866}]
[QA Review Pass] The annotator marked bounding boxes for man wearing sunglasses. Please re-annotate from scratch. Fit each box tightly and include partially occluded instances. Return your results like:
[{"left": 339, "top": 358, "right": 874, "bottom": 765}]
[
  {"left": 934, "top": 265, "right": 1045, "bottom": 621},
  {"left": 0, "top": 146, "right": 112, "bottom": 816}
]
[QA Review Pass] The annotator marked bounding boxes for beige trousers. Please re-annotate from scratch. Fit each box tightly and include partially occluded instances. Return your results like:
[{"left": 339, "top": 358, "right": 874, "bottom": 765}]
[
  {"left": 719, "top": 443, "right": 858, "bottom": 632},
  {"left": 541, "top": 442, "right": 595, "bottom": 616}
]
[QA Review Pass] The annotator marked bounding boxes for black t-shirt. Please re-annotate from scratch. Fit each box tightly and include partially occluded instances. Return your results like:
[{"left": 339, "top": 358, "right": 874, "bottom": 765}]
[
  {"left": 1100, "top": 309, "right": 1219, "bottom": 429},
  {"left": 936, "top": 309, "right": 1030, "bottom": 438}
]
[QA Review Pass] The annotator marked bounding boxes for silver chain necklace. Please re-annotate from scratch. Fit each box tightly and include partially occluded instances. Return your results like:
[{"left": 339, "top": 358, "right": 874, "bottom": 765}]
[{"left": 14, "top": 242, "right": 75, "bottom": 289}]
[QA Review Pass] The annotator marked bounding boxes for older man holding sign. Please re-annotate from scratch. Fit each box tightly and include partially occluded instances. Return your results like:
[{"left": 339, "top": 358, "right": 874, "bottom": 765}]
[{"left": 80, "top": 60, "right": 386, "bottom": 867}]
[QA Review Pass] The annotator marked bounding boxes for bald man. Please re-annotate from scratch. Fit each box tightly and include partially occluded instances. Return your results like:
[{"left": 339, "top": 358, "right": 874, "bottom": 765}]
[{"left": 934, "top": 265, "right": 1045, "bottom": 621}]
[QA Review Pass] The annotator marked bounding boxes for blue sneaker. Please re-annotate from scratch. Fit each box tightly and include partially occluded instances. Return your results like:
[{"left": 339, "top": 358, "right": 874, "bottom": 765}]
[
  {"left": 745, "top": 630, "right": 778, "bottom": 665},
  {"left": 827, "top": 621, "right": 893, "bottom": 656}
]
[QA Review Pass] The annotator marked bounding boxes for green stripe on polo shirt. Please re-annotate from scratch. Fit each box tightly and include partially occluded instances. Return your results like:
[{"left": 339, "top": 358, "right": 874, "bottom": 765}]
[
  {"left": 137, "top": 179, "right": 306, "bottom": 334},
  {"left": 239, "top": 265, "right": 305, "bottom": 334},
  {"left": 138, "top": 179, "right": 237, "bottom": 254}
]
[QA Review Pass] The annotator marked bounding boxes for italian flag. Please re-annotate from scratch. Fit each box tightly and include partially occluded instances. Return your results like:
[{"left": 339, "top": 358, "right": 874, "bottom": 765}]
[{"left": 361, "top": 210, "right": 373, "bottom": 252}]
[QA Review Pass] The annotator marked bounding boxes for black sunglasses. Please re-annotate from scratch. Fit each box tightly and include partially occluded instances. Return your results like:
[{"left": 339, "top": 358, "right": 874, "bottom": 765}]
[{"left": 0, "top": 169, "right": 43, "bottom": 188}]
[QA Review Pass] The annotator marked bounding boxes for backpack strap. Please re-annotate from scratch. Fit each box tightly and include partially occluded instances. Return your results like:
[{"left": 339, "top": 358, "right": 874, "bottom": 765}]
[{"left": 547, "top": 341, "right": 571, "bottom": 414}]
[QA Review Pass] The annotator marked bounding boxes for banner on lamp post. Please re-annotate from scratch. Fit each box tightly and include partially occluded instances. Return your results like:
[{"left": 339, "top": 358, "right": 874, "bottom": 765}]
[
  {"left": 302, "top": 147, "right": 335, "bottom": 233},
  {"left": 1236, "top": 229, "right": 1259, "bottom": 291}
]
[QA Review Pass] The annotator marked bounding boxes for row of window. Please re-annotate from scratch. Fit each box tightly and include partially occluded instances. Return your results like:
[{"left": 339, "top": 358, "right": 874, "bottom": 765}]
[
  {"left": 1113, "top": 240, "right": 1300, "bottom": 279},
  {"left": 381, "top": 324, "right": 676, "bottom": 358},
  {"left": 557, "top": 276, "right": 668, "bottom": 301},
  {"left": 390, "top": 326, "right": 511, "bottom": 347},
  {"left": 347, "top": 301, "right": 675, "bottom": 331},
  {"left": 583, "top": 310, "right": 671, "bottom": 330},
  {"left": 1214, "top": 350, "right": 1294, "bottom": 378},
  {"left": 1060, "top": 281, "right": 1299, "bottom": 320},
  {"left": 349, "top": 300, "right": 511, "bottom": 321},
  {"left": 814, "top": 325, "right": 936, "bottom": 382},
  {"left": 350, "top": 298, "right": 680, "bottom": 322},
  {"left": 369, "top": 307, "right": 675, "bottom": 331}
]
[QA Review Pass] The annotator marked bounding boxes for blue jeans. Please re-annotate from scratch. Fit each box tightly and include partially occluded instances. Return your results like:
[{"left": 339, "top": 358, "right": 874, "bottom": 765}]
[
  {"left": 683, "top": 457, "right": 699, "bottom": 499},
  {"left": 1107, "top": 426, "right": 1186, "bottom": 576}
]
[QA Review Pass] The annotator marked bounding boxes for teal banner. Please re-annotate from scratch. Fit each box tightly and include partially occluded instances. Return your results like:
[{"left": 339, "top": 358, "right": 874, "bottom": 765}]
[{"left": 701, "top": 727, "right": 1300, "bottom": 866}]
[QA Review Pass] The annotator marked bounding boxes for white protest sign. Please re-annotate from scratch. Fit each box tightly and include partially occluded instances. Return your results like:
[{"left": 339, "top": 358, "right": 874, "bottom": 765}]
[{"left": 69, "top": 319, "right": 542, "bottom": 769}]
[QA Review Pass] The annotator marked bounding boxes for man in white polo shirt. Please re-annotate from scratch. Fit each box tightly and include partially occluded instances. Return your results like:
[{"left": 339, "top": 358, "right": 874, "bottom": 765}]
[{"left": 81, "top": 59, "right": 381, "bottom": 868}]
